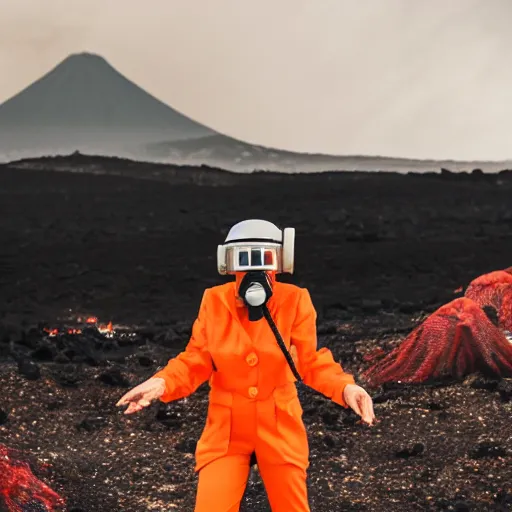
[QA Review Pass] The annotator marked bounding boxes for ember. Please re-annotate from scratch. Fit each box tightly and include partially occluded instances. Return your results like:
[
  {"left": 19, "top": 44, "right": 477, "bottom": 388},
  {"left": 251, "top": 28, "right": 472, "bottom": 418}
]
[
  {"left": 43, "top": 315, "right": 115, "bottom": 339},
  {"left": 0, "top": 444, "right": 65, "bottom": 512}
]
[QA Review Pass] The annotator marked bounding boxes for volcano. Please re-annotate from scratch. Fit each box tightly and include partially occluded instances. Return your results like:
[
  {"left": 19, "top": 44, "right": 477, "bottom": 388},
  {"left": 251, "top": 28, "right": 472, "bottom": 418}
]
[{"left": 0, "top": 52, "right": 214, "bottom": 160}]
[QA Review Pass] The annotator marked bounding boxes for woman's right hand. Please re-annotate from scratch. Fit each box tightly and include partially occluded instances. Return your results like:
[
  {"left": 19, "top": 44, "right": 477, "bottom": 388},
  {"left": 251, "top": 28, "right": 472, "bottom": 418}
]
[{"left": 116, "top": 377, "right": 167, "bottom": 414}]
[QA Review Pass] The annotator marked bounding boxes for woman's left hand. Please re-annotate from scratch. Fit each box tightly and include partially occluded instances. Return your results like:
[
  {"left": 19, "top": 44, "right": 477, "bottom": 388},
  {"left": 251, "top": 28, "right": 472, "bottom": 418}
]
[{"left": 343, "top": 384, "right": 376, "bottom": 426}]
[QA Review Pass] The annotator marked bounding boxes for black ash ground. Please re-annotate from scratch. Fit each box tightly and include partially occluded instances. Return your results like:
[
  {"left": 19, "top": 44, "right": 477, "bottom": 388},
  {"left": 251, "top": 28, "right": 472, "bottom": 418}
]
[{"left": 0, "top": 156, "right": 511, "bottom": 511}]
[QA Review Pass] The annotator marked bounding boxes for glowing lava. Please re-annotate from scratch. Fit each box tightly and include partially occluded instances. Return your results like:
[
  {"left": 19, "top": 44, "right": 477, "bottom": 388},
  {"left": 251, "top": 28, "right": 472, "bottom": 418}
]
[
  {"left": 364, "top": 269, "right": 512, "bottom": 386},
  {"left": 363, "top": 297, "right": 512, "bottom": 386},
  {"left": 0, "top": 444, "right": 65, "bottom": 511},
  {"left": 43, "top": 316, "right": 114, "bottom": 338}
]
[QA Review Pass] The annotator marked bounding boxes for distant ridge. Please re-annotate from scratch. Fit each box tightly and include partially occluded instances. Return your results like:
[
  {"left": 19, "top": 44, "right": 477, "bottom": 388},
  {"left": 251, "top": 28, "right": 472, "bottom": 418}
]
[
  {"left": 141, "top": 133, "right": 512, "bottom": 174},
  {"left": 0, "top": 52, "right": 214, "bottom": 159}
]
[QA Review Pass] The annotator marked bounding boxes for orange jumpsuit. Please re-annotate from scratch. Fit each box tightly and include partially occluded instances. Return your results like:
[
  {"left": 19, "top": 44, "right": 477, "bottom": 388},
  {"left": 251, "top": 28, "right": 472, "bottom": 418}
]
[{"left": 153, "top": 277, "right": 355, "bottom": 511}]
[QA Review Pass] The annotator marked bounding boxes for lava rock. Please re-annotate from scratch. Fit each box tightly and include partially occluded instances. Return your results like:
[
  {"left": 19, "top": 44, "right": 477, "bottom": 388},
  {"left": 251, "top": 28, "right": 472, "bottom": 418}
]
[
  {"left": 31, "top": 341, "right": 57, "bottom": 362},
  {"left": 467, "top": 375, "right": 500, "bottom": 392},
  {"left": 51, "top": 365, "right": 83, "bottom": 388},
  {"left": 494, "top": 489, "right": 512, "bottom": 508},
  {"left": 424, "top": 401, "right": 448, "bottom": 411},
  {"left": 322, "top": 434, "right": 339, "bottom": 450},
  {"left": 18, "top": 328, "right": 41, "bottom": 350},
  {"left": 173, "top": 322, "right": 192, "bottom": 338},
  {"left": 371, "top": 382, "right": 409, "bottom": 404},
  {"left": 469, "top": 441, "right": 507, "bottom": 459},
  {"left": 342, "top": 413, "right": 360, "bottom": 427},
  {"left": 0, "top": 408, "right": 8, "bottom": 425},
  {"left": 155, "top": 405, "right": 184, "bottom": 429},
  {"left": 137, "top": 354, "right": 153, "bottom": 367},
  {"left": 321, "top": 410, "right": 340, "bottom": 426},
  {"left": 395, "top": 443, "right": 424, "bottom": 459},
  {"left": 315, "top": 477, "right": 334, "bottom": 497},
  {"left": 47, "top": 400, "right": 65, "bottom": 411},
  {"left": 54, "top": 352, "right": 71, "bottom": 364},
  {"left": 174, "top": 438, "right": 197, "bottom": 454},
  {"left": 17, "top": 359, "right": 41, "bottom": 380},
  {"left": 497, "top": 379, "right": 512, "bottom": 402},
  {"left": 435, "top": 498, "right": 473, "bottom": 511},
  {"left": 97, "top": 367, "right": 131, "bottom": 387},
  {"left": 437, "top": 410, "right": 449, "bottom": 421},
  {"left": 77, "top": 417, "right": 107, "bottom": 432}
]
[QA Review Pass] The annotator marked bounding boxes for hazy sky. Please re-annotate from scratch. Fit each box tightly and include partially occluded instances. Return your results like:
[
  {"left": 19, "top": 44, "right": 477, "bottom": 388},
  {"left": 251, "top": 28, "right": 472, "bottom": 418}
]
[{"left": 1, "top": 0, "right": 511, "bottom": 161}]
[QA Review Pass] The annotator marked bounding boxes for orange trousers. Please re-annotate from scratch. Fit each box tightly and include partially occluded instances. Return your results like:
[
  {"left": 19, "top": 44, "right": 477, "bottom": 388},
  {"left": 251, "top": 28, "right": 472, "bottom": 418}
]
[
  {"left": 195, "top": 455, "right": 309, "bottom": 511},
  {"left": 193, "top": 389, "right": 310, "bottom": 511}
]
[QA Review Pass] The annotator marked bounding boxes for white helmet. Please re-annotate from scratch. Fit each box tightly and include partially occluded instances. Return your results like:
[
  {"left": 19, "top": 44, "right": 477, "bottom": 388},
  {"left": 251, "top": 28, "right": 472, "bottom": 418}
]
[{"left": 217, "top": 219, "right": 295, "bottom": 275}]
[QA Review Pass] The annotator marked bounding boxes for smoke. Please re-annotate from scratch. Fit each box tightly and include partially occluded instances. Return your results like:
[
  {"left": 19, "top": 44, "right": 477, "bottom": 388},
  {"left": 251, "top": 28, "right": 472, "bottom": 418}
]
[
  {"left": 0, "top": 0, "right": 101, "bottom": 100},
  {"left": 1, "top": 0, "right": 512, "bottom": 159}
]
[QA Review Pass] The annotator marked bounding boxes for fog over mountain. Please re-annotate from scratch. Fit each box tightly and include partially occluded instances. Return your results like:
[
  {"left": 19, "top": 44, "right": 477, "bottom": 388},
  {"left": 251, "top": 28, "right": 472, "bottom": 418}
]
[
  {"left": 1, "top": 52, "right": 511, "bottom": 174},
  {"left": 0, "top": 52, "right": 213, "bottom": 161}
]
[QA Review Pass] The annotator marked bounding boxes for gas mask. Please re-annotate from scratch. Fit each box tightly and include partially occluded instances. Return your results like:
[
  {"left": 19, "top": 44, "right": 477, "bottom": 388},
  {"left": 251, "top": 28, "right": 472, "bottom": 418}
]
[
  {"left": 214, "top": 219, "right": 342, "bottom": 411},
  {"left": 237, "top": 271, "right": 273, "bottom": 321},
  {"left": 217, "top": 220, "right": 303, "bottom": 383}
]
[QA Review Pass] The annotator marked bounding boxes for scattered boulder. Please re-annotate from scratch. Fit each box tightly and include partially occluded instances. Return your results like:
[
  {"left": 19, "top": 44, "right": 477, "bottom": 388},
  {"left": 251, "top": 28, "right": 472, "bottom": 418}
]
[
  {"left": 395, "top": 443, "right": 424, "bottom": 459},
  {"left": 469, "top": 441, "right": 507, "bottom": 459},
  {"left": 174, "top": 438, "right": 196, "bottom": 454},
  {"left": 17, "top": 359, "right": 41, "bottom": 380},
  {"left": 97, "top": 367, "right": 131, "bottom": 387},
  {"left": 77, "top": 417, "right": 107, "bottom": 433},
  {"left": 497, "top": 379, "right": 512, "bottom": 402}
]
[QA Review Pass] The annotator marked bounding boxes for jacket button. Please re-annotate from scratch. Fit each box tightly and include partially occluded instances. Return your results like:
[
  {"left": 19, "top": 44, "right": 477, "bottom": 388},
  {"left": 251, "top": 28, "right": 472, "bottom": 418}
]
[
  {"left": 246, "top": 352, "right": 259, "bottom": 366},
  {"left": 248, "top": 386, "right": 258, "bottom": 398}
]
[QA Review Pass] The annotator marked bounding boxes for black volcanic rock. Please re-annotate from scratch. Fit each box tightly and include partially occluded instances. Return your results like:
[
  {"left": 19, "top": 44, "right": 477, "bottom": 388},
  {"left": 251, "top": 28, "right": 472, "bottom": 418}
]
[
  {"left": 469, "top": 441, "right": 507, "bottom": 459},
  {"left": 1, "top": 156, "right": 512, "bottom": 511},
  {"left": 17, "top": 359, "right": 41, "bottom": 380}
]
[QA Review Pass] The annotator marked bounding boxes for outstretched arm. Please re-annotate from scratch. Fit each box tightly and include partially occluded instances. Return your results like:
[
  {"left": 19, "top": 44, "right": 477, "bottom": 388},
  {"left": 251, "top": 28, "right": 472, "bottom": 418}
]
[
  {"left": 290, "top": 289, "right": 374, "bottom": 424},
  {"left": 116, "top": 290, "right": 214, "bottom": 414},
  {"left": 291, "top": 289, "right": 353, "bottom": 404},
  {"left": 152, "top": 289, "right": 214, "bottom": 402}
]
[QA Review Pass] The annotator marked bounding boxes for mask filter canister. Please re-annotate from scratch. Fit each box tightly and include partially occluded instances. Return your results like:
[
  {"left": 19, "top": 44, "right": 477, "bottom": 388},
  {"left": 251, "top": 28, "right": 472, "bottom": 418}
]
[{"left": 238, "top": 271, "right": 273, "bottom": 321}]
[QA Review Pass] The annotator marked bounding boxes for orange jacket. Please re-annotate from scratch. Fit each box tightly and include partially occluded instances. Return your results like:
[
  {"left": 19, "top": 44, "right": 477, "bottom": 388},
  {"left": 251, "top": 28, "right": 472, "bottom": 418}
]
[{"left": 153, "top": 280, "right": 355, "bottom": 471}]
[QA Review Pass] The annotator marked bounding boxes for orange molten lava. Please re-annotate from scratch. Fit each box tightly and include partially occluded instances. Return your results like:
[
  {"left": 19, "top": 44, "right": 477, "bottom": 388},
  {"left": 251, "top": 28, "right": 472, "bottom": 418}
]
[
  {"left": 100, "top": 321, "right": 113, "bottom": 334},
  {"left": 43, "top": 328, "right": 59, "bottom": 337},
  {"left": 0, "top": 444, "right": 65, "bottom": 511},
  {"left": 42, "top": 315, "right": 115, "bottom": 337}
]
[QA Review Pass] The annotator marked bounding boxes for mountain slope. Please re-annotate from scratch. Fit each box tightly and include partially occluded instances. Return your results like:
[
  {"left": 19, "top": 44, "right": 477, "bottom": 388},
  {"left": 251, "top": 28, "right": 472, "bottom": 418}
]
[{"left": 0, "top": 52, "right": 214, "bottom": 159}]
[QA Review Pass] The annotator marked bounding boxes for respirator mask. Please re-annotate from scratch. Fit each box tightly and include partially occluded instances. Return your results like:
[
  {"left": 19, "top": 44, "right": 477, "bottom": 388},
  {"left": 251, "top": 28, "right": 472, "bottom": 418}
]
[
  {"left": 237, "top": 271, "right": 274, "bottom": 321},
  {"left": 214, "top": 219, "right": 347, "bottom": 455},
  {"left": 217, "top": 219, "right": 302, "bottom": 382}
]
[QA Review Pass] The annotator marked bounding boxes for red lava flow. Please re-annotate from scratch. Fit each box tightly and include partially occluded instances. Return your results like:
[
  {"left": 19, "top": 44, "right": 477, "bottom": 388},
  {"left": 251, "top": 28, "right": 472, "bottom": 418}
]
[{"left": 0, "top": 444, "right": 65, "bottom": 512}]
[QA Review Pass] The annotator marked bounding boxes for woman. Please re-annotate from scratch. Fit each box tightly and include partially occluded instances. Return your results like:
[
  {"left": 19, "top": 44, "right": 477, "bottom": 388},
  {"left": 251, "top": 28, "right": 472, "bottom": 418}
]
[{"left": 117, "top": 219, "right": 375, "bottom": 512}]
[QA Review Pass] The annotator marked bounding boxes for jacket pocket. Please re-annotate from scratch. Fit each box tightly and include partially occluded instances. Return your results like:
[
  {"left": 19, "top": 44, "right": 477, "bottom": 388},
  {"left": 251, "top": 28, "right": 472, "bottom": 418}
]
[
  {"left": 195, "top": 388, "right": 233, "bottom": 470},
  {"left": 273, "top": 385, "right": 309, "bottom": 467}
]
